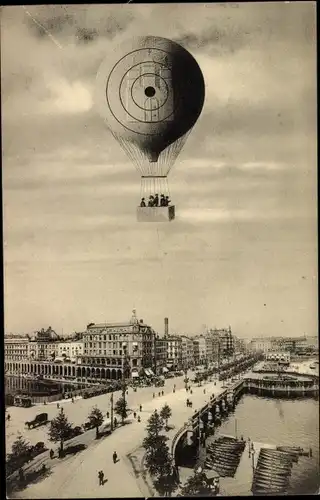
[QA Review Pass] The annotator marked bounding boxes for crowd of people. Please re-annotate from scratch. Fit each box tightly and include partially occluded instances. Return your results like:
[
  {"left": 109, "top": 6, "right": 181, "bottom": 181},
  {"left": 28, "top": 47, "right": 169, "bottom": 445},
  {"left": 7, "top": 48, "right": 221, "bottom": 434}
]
[{"left": 139, "top": 193, "right": 171, "bottom": 207}]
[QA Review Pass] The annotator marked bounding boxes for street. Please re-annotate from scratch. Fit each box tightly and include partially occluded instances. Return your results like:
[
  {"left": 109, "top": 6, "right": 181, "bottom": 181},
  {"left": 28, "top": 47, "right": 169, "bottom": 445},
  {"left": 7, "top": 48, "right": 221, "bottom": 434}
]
[
  {"left": 8, "top": 373, "right": 227, "bottom": 498},
  {"left": 6, "top": 372, "right": 191, "bottom": 453}
]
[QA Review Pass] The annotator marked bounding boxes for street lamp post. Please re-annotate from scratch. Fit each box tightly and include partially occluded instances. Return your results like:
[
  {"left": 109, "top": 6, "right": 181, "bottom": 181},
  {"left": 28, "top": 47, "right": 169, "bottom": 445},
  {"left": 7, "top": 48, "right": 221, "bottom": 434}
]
[
  {"left": 110, "top": 391, "right": 114, "bottom": 431},
  {"left": 122, "top": 342, "right": 130, "bottom": 422}
]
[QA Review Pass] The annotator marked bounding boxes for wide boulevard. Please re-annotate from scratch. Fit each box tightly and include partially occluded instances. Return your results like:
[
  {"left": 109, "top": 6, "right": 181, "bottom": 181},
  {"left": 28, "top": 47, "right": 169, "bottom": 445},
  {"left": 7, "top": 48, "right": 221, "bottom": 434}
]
[{"left": 7, "top": 371, "right": 230, "bottom": 498}]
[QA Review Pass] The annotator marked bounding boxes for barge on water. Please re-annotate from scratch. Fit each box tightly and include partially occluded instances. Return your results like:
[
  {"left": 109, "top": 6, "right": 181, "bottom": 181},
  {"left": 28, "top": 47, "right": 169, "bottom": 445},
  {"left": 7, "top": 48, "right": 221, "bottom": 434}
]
[{"left": 252, "top": 445, "right": 313, "bottom": 495}]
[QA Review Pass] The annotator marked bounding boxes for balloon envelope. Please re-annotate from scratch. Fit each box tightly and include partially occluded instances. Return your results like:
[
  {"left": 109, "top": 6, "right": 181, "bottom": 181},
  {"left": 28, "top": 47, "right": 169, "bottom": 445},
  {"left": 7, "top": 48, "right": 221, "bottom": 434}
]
[{"left": 95, "top": 36, "right": 205, "bottom": 162}]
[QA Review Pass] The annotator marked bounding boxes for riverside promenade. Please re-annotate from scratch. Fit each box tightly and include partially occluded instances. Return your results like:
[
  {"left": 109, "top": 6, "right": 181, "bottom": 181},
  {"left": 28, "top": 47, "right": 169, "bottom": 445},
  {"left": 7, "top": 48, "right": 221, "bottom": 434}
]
[{"left": 8, "top": 375, "right": 227, "bottom": 499}]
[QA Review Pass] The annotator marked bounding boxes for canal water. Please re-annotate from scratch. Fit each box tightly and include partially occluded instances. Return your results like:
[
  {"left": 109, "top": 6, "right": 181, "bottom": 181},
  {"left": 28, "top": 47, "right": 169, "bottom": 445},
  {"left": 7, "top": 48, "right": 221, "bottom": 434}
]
[
  {"left": 209, "top": 395, "right": 319, "bottom": 495},
  {"left": 5, "top": 375, "right": 76, "bottom": 397}
]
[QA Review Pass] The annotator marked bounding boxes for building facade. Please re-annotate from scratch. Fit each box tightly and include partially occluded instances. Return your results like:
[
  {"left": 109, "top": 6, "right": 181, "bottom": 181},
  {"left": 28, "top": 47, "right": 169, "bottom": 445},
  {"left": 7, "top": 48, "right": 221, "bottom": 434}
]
[
  {"left": 295, "top": 336, "right": 318, "bottom": 354},
  {"left": 192, "top": 339, "right": 200, "bottom": 367},
  {"left": 5, "top": 314, "right": 160, "bottom": 384},
  {"left": 233, "top": 337, "right": 246, "bottom": 353},
  {"left": 79, "top": 314, "right": 156, "bottom": 381},
  {"left": 196, "top": 335, "right": 207, "bottom": 365},
  {"left": 165, "top": 335, "right": 182, "bottom": 369},
  {"left": 4, "top": 335, "right": 30, "bottom": 361},
  {"left": 249, "top": 338, "right": 273, "bottom": 353},
  {"left": 249, "top": 336, "right": 310, "bottom": 355},
  {"left": 207, "top": 327, "right": 235, "bottom": 358},
  {"left": 180, "top": 336, "right": 194, "bottom": 368},
  {"left": 205, "top": 334, "right": 214, "bottom": 364},
  {"left": 57, "top": 341, "right": 84, "bottom": 362},
  {"left": 28, "top": 327, "right": 61, "bottom": 361},
  {"left": 155, "top": 336, "right": 167, "bottom": 375}
]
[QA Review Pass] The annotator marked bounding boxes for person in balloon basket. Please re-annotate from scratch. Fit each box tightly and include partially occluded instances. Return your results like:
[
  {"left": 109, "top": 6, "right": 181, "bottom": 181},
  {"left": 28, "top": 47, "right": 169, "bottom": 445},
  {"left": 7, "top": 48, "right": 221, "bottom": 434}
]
[
  {"left": 140, "top": 198, "right": 146, "bottom": 207},
  {"left": 165, "top": 196, "right": 171, "bottom": 207},
  {"left": 153, "top": 194, "right": 159, "bottom": 207},
  {"left": 148, "top": 195, "right": 154, "bottom": 207}
]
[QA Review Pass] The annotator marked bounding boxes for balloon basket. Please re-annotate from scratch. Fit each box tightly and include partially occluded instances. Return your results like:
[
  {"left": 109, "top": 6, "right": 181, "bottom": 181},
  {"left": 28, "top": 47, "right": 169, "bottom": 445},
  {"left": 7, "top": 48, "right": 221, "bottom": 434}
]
[{"left": 137, "top": 206, "right": 175, "bottom": 222}]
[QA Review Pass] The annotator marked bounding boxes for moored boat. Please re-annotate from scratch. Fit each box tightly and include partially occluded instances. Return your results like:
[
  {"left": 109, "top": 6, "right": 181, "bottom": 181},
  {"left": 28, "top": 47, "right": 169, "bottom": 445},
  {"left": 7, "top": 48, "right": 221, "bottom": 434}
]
[
  {"left": 255, "top": 466, "right": 290, "bottom": 476},
  {"left": 257, "top": 457, "right": 293, "bottom": 468},
  {"left": 260, "top": 449, "right": 295, "bottom": 461},
  {"left": 253, "top": 477, "right": 289, "bottom": 488},
  {"left": 254, "top": 470, "right": 290, "bottom": 482}
]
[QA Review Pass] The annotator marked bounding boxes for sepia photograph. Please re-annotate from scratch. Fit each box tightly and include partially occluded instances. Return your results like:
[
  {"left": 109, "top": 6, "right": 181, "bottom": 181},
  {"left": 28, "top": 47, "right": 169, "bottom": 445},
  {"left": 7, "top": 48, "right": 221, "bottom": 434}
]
[{"left": 2, "top": 2, "right": 318, "bottom": 498}]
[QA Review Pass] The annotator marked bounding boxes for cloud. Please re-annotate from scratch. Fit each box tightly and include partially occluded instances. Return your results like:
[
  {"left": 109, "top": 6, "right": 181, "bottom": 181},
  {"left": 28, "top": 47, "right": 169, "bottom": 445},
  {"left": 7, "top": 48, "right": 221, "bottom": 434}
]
[
  {"left": 41, "top": 77, "right": 93, "bottom": 114},
  {"left": 1, "top": 4, "right": 317, "bottom": 337}
]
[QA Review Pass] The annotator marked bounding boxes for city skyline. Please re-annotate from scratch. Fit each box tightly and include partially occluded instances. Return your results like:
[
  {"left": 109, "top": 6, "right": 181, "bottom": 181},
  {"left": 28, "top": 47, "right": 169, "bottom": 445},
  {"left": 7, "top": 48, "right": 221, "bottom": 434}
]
[{"left": 2, "top": 4, "right": 317, "bottom": 339}]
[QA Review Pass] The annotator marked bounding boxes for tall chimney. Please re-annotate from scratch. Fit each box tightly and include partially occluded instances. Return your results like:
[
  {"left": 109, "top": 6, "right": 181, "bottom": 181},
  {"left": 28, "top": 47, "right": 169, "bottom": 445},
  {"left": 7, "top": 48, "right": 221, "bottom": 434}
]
[{"left": 164, "top": 317, "right": 169, "bottom": 337}]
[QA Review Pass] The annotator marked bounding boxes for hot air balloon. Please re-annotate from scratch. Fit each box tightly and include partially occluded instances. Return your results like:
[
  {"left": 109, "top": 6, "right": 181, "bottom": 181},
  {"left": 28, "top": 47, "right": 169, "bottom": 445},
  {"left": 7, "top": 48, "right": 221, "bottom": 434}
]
[{"left": 95, "top": 36, "right": 205, "bottom": 222}]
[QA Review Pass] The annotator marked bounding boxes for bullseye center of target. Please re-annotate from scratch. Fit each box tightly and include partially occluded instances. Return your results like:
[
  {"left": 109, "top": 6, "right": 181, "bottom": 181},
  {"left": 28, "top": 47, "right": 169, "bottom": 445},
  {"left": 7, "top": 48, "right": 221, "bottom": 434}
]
[{"left": 145, "top": 86, "right": 156, "bottom": 97}]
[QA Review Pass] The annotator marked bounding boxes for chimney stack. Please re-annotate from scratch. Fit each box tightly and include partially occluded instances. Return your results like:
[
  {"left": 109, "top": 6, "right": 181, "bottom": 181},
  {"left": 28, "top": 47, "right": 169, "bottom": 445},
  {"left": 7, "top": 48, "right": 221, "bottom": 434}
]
[{"left": 164, "top": 317, "right": 169, "bottom": 337}]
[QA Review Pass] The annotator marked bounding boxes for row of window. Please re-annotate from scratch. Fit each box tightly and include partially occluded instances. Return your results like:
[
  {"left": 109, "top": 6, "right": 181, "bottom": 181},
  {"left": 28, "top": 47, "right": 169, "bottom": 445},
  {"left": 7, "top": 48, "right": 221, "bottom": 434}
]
[
  {"left": 81, "top": 357, "right": 139, "bottom": 367},
  {"left": 5, "top": 345, "right": 28, "bottom": 349},
  {"left": 85, "top": 342, "right": 127, "bottom": 349},
  {"left": 84, "top": 349, "right": 126, "bottom": 356},
  {"left": 85, "top": 333, "right": 153, "bottom": 341}
]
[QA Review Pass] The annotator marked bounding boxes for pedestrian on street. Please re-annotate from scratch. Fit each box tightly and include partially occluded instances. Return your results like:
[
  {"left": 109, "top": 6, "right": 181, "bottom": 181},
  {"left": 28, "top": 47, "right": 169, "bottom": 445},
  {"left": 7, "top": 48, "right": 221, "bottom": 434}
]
[
  {"left": 7, "top": 413, "right": 11, "bottom": 421},
  {"left": 72, "top": 397, "right": 74, "bottom": 403},
  {"left": 113, "top": 451, "right": 118, "bottom": 463},
  {"left": 190, "top": 389, "right": 193, "bottom": 394},
  {"left": 57, "top": 403, "right": 60, "bottom": 409},
  {"left": 114, "top": 417, "right": 118, "bottom": 428},
  {"left": 203, "top": 389, "right": 206, "bottom": 394},
  {"left": 107, "top": 411, "right": 110, "bottom": 419},
  {"left": 50, "top": 449, "right": 54, "bottom": 459},
  {"left": 173, "top": 388, "right": 175, "bottom": 393},
  {"left": 133, "top": 411, "right": 137, "bottom": 419},
  {"left": 153, "top": 393, "right": 155, "bottom": 398},
  {"left": 158, "top": 392, "right": 161, "bottom": 397},
  {"left": 137, "top": 415, "right": 141, "bottom": 423},
  {"left": 98, "top": 470, "right": 104, "bottom": 486},
  {"left": 139, "top": 404, "right": 142, "bottom": 412}
]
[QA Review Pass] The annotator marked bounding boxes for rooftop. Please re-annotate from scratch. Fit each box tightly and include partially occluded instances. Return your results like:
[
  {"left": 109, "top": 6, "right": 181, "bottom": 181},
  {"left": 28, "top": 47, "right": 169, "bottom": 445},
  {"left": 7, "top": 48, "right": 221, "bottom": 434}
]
[{"left": 86, "top": 321, "right": 152, "bottom": 330}]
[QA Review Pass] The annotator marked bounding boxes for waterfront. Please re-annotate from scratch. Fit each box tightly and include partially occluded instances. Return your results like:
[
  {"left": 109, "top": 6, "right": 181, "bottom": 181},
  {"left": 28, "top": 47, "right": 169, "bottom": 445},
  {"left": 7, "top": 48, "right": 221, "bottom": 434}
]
[
  {"left": 5, "top": 376, "right": 67, "bottom": 397},
  {"left": 210, "top": 395, "right": 319, "bottom": 495},
  {"left": 5, "top": 357, "right": 319, "bottom": 498}
]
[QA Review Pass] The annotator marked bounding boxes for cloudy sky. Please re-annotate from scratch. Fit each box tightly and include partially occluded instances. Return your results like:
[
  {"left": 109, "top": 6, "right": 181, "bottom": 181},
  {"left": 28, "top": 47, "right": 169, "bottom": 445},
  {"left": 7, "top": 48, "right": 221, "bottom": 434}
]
[{"left": 2, "top": 3, "right": 317, "bottom": 338}]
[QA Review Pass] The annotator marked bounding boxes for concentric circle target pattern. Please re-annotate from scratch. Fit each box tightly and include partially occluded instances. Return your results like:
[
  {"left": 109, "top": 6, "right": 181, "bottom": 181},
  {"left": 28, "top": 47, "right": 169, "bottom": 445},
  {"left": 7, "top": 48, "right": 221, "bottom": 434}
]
[
  {"left": 106, "top": 48, "right": 177, "bottom": 136},
  {"left": 95, "top": 36, "right": 205, "bottom": 172}
]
